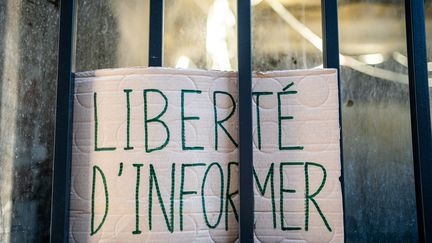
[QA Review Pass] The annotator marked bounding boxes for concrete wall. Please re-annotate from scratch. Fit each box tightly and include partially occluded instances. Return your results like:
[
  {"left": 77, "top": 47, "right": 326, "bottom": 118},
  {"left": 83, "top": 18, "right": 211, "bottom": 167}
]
[{"left": 0, "top": 0, "right": 119, "bottom": 241}]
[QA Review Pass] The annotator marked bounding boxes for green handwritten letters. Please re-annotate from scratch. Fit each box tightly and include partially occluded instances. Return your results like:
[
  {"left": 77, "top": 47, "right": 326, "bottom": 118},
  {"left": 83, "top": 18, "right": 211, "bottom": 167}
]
[{"left": 89, "top": 84, "right": 333, "bottom": 235}]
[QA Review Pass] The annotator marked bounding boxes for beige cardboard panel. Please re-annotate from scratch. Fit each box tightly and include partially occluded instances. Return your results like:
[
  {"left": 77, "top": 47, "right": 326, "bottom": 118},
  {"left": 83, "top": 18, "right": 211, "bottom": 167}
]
[{"left": 70, "top": 67, "right": 343, "bottom": 243}]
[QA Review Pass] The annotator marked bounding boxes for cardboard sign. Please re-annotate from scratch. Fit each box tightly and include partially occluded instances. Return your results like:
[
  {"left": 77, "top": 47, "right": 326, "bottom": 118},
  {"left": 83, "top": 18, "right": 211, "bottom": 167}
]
[{"left": 69, "top": 67, "right": 343, "bottom": 242}]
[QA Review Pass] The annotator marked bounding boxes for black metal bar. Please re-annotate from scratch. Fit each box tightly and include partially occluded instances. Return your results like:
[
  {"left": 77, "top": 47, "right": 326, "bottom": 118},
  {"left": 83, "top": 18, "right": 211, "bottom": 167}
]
[
  {"left": 321, "top": 0, "right": 340, "bottom": 70},
  {"left": 321, "top": 0, "right": 346, "bottom": 241},
  {"left": 149, "top": 0, "right": 164, "bottom": 66},
  {"left": 50, "top": 0, "right": 76, "bottom": 242},
  {"left": 237, "top": 0, "right": 253, "bottom": 242},
  {"left": 405, "top": 0, "right": 432, "bottom": 242}
]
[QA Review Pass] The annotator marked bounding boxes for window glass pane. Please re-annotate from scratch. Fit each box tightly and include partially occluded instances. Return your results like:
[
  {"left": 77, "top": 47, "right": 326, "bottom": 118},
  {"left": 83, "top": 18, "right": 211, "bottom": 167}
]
[
  {"left": 252, "top": 0, "right": 417, "bottom": 241},
  {"left": 76, "top": 0, "right": 149, "bottom": 72},
  {"left": 339, "top": 1, "right": 416, "bottom": 241},
  {"left": 164, "top": 0, "right": 237, "bottom": 70},
  {"left": 253, "top": 0, "right": 322, "bottom": 71}
]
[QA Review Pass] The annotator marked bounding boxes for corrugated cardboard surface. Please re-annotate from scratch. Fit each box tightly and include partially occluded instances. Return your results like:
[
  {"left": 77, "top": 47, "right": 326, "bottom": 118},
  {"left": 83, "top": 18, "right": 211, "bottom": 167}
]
[{"left": 70, "top": 67, "right": 343, "bottom": 242}]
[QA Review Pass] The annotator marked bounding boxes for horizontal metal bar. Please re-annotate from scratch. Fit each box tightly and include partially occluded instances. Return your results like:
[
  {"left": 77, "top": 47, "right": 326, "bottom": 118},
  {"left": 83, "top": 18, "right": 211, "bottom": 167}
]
[
  {"left": 50, "top": 0, "right": 76, "bottom": 242},
  {"left": 149, "top": 0, "right": 164, "bottom": 66},
  {"left": 405, "top": 0, "right": 432, "bottom": 242},
  {"left": 237, "top": 0, "right": 254, "bottom": 242}
]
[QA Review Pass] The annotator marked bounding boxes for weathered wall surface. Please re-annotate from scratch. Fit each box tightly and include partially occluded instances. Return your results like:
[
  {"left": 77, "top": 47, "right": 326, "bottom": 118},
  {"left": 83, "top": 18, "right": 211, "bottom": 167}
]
[
  {"left": 0, "top": 1, "right": 59, "bottom": 242},
  {"left": 0, "top": 0, "right": 118, "bottom": 241}
]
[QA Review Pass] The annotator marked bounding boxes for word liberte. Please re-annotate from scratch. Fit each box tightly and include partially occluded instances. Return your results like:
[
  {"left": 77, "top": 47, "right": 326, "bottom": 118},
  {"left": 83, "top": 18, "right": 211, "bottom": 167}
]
[{"left": 93, "top": 85, "right": 304, "bottom": 152}]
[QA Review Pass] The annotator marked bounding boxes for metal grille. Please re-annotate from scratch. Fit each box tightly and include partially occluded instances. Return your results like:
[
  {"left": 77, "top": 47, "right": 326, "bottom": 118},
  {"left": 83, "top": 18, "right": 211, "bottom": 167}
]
[{"left": 50, "top": 0, "right": 432, "bottom": 242}]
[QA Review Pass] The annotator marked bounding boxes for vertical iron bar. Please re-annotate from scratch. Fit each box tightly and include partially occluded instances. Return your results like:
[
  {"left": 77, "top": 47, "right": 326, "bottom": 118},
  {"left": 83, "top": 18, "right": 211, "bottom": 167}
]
[
  {"left": 149, "top": 0, "right": 163, "bottom": 66},
  {"left": 405, "top": 0, "right": 432, "bottom": 242},
  {"left": 237, "top": 0, "right": 254, "bottom": 242},
  {"left": 321, "top": 0, "right": 340, "bottom": 70},
  {"left": 321, "top": 0, "right": 346, "bottom": 241},
  {"left": 50, "top": 0, "right": 76, "bottom": 242}
]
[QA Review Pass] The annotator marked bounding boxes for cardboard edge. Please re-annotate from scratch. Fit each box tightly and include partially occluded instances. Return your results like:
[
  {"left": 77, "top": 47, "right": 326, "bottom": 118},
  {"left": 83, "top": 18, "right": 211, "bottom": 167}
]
[{"left": 75, "top": 67, "right": 337, "bottom": 79}]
